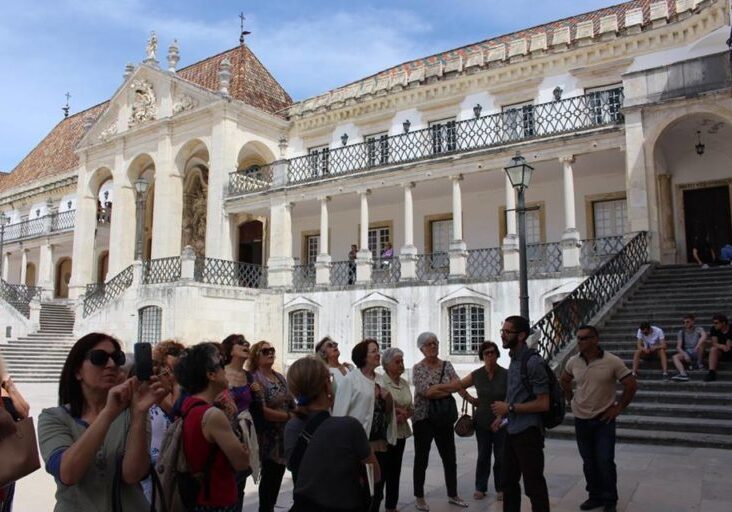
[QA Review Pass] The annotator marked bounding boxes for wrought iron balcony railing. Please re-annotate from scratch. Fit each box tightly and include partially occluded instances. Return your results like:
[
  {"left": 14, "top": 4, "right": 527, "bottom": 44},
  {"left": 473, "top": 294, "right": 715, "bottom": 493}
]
[
  {"left": 527, "top": 242, "right": 563, "bottom": 276},
  {"left": 194, "top": 257, "right": 268, "bottom": 289},
  {"left": 532, "top": 232, "right": 648, "bottom": 362},
  {"left": 466, "top": 248, "right": 503, "bottom": 281},
  {"left": 293, "top": 263, "right": 316, "bottom": 290},
  {"left": 371, "top": 257, "right": 401, "bottom": 285},
  {"left": 1, "top": 210, "right": 76, "bottom": 243},
  {"left": 228, "top": 164, "right": 274, "bottom": 196},
  {"left": 83, "top": 265, "right": 134, "bottom": 318},
  {"left": 416, "top": 252, "right": 450, "bottom": 282},
  {"left": 142, "top": 257, "right": 182, "bottom": 285},
  {"left": 580, "top": 235, "right": 625, "bottom": 272}
]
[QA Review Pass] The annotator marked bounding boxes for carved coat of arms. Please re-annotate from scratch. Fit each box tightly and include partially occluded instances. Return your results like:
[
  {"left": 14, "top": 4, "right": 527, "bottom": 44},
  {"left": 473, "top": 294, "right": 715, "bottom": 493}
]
[{"left": 129, "top": 79, "right": 157, "bottom": 127}]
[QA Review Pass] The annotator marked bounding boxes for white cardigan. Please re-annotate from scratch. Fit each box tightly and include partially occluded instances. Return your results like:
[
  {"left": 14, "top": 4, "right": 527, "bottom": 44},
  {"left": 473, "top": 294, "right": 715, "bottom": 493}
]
[{"left": 332, "top": 369, "right": 397, "bottom": 445}]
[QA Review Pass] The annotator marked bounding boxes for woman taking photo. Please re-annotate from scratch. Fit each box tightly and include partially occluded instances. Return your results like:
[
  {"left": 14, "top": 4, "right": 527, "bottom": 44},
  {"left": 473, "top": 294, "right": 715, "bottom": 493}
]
[
  {"left": 250, "top": 341, "right": 294, "bottom": 512},
  {"left": 436, "top": 341, "right": 507, "bottom": 501},
  {"left": 1, "top": 353, "right": 31, "bottom": 512},
  {"left": 315, "top": 336, "right": 352, "bottom": 395},
  {"left": 38, "top": 333, "right": 166, "bottom": 511},
  {"left": 284, "top": 356, "right": 379, "bottom": 512},
  {"left": 411, "top": 332, "right": 468, "bottom": 510},
  {"left": 176, "top": 342, "right": 251, "bottom": 512},
  {"left": 379, "top": 348, "right": 413, "bottom": 512},
  {"left": 333, "top": 339, "right": 396, "bottom": 512}
]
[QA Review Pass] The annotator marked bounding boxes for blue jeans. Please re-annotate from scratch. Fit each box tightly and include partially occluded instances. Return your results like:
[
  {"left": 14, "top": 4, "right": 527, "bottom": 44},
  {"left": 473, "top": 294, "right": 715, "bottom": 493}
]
[
  {"left": 574, "top": 417, "right": 618, "bottom": 505},
  {"left": 475, "top": 426, "right": 506, "bottom": 493}
]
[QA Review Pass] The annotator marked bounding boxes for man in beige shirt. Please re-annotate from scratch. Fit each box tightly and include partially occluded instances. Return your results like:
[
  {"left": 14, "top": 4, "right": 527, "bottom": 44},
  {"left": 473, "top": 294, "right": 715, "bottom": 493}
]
[{"left": 560, "top": 325, "right": 637, "bottom": 512}]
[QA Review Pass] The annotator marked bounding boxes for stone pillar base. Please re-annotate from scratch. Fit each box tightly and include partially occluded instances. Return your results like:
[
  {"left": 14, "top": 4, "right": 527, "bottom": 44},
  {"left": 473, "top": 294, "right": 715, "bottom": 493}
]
[
  {"left": 29, "top": 298, "right": 41, "bottom": 331},
  {"left": 315, "top": 254, "right": 331, "bottom": 286},
  {"left": 399, "top": 245, "right": 418, "bottom": 281},
  {"left": 561, "top": 229, "right": 582, "bottom": 269},
  {"left": 267, "top": 256, "right": 294, "bottom": 288},
  {"left": 502, "top": 235, "right": 520, "bottom": 273},
  {"left": 356, "top": 250, "right": 373, "bottom": 284},
  {"left": 448, "top": 240, "right": 467, "bottom": 279},
  {"left": 180, "top": 246, "right": 196, "bottom": 281}
]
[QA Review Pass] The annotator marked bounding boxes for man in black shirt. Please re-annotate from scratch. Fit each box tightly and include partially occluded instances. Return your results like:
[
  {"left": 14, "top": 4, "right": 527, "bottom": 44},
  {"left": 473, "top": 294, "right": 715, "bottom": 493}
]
[{"left": 704, "top": 314, "right": 732, "bottom": 382}]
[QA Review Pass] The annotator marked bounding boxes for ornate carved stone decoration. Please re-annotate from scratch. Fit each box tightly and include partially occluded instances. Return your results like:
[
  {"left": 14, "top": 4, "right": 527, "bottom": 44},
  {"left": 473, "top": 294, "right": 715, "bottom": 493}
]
[
  {"left": 128, "top": 79, "right": 157, "bottom": 127},
  {"left": 181, "top": 167, "right": 208, "bottom": 257},
  {"left": 172, "top": 94, "right": 198, "bottom": 115},
  {"left": 98, "top": 122, "right": 118, "bottom": 142}
]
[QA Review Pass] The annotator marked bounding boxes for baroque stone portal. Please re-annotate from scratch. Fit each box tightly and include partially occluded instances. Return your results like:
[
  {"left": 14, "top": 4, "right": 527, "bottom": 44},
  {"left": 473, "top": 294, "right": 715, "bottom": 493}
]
[{"left": 182, "top": 167, "right": 208, "bottom": 257}]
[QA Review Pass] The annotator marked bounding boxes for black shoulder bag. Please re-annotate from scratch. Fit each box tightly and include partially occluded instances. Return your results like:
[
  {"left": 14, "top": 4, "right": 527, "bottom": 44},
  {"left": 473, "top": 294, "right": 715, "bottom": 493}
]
[
  {"left": 286, "top": 411, "right": 330, "bottom": 485},
  {"left": 427, "top": 362, "right": 458, "bottom": 429}
]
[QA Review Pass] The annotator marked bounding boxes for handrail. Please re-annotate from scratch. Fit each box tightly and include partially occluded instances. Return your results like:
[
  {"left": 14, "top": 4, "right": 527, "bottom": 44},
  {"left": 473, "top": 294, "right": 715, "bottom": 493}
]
[
  {"left": 0, "top": 278, "right": 40, "bottom": 318},
  {"left": 83, "top": 265, "right": 134, "bottom": 318},
  {"left": 142, "top": 257, "right": 182, "bottom": 284},
  {"left": 531, "top": 232, "right": 648, "bottom": 362}
]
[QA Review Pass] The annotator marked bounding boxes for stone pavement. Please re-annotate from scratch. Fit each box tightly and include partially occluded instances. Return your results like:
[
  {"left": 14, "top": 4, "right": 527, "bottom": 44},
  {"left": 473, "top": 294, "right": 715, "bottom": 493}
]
[{"left": 13, "top": 383, "right": 732, "bottom": 512}]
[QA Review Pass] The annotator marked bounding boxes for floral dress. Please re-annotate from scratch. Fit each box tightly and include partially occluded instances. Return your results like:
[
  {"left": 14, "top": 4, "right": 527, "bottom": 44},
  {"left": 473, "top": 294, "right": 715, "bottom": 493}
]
[{"left": 254, "top": 371, "right": 294, "bottom": 465}]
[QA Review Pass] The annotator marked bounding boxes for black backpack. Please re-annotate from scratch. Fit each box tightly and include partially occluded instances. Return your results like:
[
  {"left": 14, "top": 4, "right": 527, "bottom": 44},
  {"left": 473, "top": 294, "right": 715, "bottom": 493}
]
[{"left": 520, "top": 349, "right": 566, "bottom": 429}]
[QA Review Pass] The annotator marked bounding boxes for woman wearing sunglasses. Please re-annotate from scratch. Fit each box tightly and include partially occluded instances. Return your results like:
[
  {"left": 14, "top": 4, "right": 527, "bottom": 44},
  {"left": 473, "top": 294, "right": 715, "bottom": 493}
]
[
  {"left": 249, "top": 341, "right": 295, "bottom": 512},
  {"left": 37, "top": 332, "right": 167, "bottom": 511},
  {"left": 315, "top": 336, "right": 353, "bottom": 396}
]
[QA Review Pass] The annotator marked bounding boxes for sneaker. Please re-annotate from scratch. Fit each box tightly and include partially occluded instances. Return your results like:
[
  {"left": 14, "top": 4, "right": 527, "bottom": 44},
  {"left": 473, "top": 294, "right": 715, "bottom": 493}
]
[
  {"left": 671, "top": 373, "right": 689, "bottom": 382},
  {"left": 704, "top": 371, "right": 717, "bottom": 382},
  {"left": 662, "top": 372, "right": 669, "bottom": 380},
  {"left": 580, "top": 499, "right": 604, "bottom": 510},
  {"left": 415, "top": 498, "right": 430, "bottom": 511}
]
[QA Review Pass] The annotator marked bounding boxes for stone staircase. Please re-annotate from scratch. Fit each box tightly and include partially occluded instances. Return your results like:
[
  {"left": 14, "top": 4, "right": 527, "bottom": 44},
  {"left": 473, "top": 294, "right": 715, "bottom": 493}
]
[
  {"left": 1, "top": 301, "right": 76, "bottom": 383},
  {"left": 551, "top": 264, "right": 732, "bottom": 448}
]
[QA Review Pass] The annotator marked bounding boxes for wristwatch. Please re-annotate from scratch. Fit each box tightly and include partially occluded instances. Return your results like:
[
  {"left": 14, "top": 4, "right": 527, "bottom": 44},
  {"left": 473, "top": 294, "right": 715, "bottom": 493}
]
[{"left": 508, "top": 403, "right": 515, "bottom": 414}]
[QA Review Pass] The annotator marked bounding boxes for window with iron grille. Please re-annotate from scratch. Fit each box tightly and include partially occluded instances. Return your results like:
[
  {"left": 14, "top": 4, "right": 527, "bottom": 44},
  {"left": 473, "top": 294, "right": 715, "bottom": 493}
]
[
  {"left": 138, "top": 306, "right": 162, "bottom": 345},
  {"left": 429, "top": 119, "right": 457, "bottom": 154},
  {"left": 586, "top": 84, "right": 623, "bottom": 124},
  {"left": 365, "top": 132, "right": 389, "bottom": 166},
  {"left": 368, "top": 226, "right": 391, "bottom": 260},
  {"left": 289, "top": 309, "right": 315, "bottom": 352},
  {"left": 305, "top": 235, "right": 320, "bottom": 265},
  {"left": 308, "top": 145, "right": 330, "bottom": 177},
  {"left": 502, "top": 101, "right": 535, "bottom": 140},
  {"left": 449, "top": 304, "right": 485, "bottom": 354},
  {"left": 593, "top": 198, "right": 627, "bottom": 238},
  {"left": 362, "top": 307, "right": 391, "bottom": 350}
]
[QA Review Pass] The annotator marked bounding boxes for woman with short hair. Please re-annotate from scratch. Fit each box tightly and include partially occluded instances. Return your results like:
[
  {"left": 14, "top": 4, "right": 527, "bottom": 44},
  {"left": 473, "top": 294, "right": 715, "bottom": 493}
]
[
  {"left": 379, "top": 347, "right": 413, "bottom": 512},
  {"left": 249, "top": 341, "right": 295, "bottom": 512},
  {"left": 411, "top": 332, "right": 468, "bottom": 510},
  {"left": 175, "top": 342, "right": 251, "bottom": 512},
  {"left": 333, "top": 339, "right": 396, "bottom": 512},
  {"left": 38, "top": 332, "right": 166, "bottom": 511},
  {"left": 315, "top": 336, "right": 353, "bottom": 396},
  {"left": 284, "top": 356, "right": 378, "bottom": 512}
]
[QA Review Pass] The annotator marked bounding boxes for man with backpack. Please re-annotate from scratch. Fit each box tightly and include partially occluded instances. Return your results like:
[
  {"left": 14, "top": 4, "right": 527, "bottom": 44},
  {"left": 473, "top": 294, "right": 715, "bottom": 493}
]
[
  {"left": 560, "top": 325, "right": 637, "bottom": 512},
  {"left": 491, "top": 315, "right": 551, "bottom": 512}
]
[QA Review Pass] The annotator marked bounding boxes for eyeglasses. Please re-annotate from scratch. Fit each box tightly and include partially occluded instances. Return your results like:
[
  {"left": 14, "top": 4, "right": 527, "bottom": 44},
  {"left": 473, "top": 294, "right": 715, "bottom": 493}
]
[
  {"left": 499, "top": 329, "right": 518, "bottom": 335},
  {"left": 261, "top": 347, "right": 276, "bottom": 356},
  {"left": 87, "top": 349, "right": 126, "bottom": 367}
]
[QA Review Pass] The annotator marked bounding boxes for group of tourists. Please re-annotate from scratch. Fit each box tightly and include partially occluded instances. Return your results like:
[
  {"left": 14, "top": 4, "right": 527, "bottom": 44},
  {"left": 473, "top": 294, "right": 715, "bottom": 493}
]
[{"left": 0, "top": 313, "right": 658, "bottom": 512}]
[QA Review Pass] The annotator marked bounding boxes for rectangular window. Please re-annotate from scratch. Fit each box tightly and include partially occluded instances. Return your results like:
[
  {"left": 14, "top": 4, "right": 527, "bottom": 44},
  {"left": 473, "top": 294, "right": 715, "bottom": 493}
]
[
  {"left": 586, "top": 84, "right": 623, "bottom": 125},
  {"left": 430, "top": 219, "right": 453, "bottom": 254},
  {"left": 305, "top": 234, "right": 320, "bottom": 265},
  {"left": 503, "top": 206, "right": 542, "bottom": 244},
  {"left": 502, "top": 101, "right": 535, "bottom": 141},
  {"left": 362, "top": 307, "right": 391, "bottom": 350},
  {"left": 138, "top": 306, "right": 162, "bottom": 345},
  {"left": 367, "top": 226, "right": 391, "bottom": 260},
  {"left": 449, "top": 304, "right": 485, "bottom": 354},
  {"left": 308, "top": 145, "right": 330, "bottom": 177},
  {"left": 365, "top": 132, "right": 389, "bottom": 166},
  {"left": 429, "top": 118, "right": 457, "bottom": 155},
  {"left": 289, "top": 310, "right": 315, "bottom": 352},
  {"left": 592, "top": 198, "right": 627, "bottom": 238}
]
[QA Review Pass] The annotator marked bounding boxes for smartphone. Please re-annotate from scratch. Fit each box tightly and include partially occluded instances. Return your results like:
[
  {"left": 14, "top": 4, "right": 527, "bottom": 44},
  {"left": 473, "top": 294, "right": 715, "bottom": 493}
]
[{"left": 134, "top": 342, "right": 153, "bottom": 381}]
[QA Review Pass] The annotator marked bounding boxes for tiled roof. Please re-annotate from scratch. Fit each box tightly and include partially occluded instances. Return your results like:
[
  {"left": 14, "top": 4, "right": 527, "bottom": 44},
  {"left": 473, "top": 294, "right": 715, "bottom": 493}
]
[
  {"left": 0, "top": 102, "right": 108, "bottom": 194},
  {"left": 178, "top": 45, "right": 292, "bottom": 117}
]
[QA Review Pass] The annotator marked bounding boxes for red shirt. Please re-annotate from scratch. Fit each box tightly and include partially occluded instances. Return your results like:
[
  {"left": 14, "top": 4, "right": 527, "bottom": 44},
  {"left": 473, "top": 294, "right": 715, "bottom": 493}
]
[{"left": 181, "top": 397, "right": 238, "bottom": 506}]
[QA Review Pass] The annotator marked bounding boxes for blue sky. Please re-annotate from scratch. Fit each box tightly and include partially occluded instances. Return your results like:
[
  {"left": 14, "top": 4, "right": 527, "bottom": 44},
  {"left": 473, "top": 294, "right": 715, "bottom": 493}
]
[{"left": 0, "top": 0, "right": 615, "bottom": 172}]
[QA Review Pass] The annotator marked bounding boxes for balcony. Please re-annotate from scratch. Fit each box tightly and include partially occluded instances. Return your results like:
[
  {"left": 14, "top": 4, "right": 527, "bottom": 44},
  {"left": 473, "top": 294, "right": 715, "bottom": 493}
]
[
  {"left": 1, "top": 210, "right": 75, "bottom": 243},
  {"left": 228, "top": 88, "right": 624, "bottom": 196}
]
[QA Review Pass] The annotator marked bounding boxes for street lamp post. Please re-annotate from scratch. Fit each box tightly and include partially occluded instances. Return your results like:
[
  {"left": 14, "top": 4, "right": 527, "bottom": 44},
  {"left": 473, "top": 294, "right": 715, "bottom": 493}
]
[
  {"left": 0, "top": 212, "right": 9, "bottom": 279},
  {"left": 134, "top": 177, "right": 150, "bottom": 261},
  {"left": 504, "top": 152, "right": 535, "bottom": 320}
]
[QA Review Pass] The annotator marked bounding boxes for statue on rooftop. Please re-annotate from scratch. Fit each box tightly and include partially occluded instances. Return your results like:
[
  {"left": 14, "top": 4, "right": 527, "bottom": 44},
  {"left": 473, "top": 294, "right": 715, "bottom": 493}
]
[{"left": 145, "top": 31, "right": 158, "bottom": 62}]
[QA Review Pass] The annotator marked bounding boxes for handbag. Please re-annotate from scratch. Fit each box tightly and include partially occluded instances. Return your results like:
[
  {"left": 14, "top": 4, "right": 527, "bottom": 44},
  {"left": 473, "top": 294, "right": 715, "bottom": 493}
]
[
  {"left": 427, "top": 362, "right": 458, "bottom": 429},
  {"left": 454, "top": 399, "right": 475, "bottom": 438},
  {"left": 0, "top": 415, "right": 41, "bottom": 487}
]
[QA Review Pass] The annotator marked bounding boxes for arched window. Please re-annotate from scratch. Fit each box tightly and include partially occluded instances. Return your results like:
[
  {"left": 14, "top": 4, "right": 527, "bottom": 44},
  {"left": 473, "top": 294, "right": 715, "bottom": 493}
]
[
  {"left": 138, "top": 306, "right": 162, "bottom": 344},
  {"left": 362, "top": 307, "right": 391, "bottom": 350},
  {"left": 289, "top": 309, "right": 315, "bottom": 352},
  {"left": 449, "top": 304, "right": 485, "bottom": 354}
]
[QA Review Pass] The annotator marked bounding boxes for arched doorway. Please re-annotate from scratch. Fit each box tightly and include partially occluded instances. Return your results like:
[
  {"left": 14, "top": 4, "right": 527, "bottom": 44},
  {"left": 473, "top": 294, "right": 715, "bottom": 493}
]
[
  {"left": 25, "top": 263, "right": 36, "bottom": 287},
  {"left": 55, "top": 258, "right": 72, "bottom": 298},
  {"left": 98, "top": 251, "right": 109, "bottom": 283},
  {"left": 239, "top": 221, "right": 263, "bottom": 265}
]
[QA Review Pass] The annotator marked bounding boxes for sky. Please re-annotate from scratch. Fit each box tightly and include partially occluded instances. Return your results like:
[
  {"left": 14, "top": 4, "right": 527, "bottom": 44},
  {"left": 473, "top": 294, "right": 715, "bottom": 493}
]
[{"left": 0, "top": 0, "right": 617, "bottom": 172}]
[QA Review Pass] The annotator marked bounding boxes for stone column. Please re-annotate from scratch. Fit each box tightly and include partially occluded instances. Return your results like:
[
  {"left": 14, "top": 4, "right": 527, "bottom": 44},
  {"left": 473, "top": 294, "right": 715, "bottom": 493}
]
[
  {"left": 108, "top": 149, "right": 136, "bottom": 275},
  {"left": 502, "top": 174, "right": 520, "bottom": 273},
  {"left": 38, "top": 240, "right": 54, "bottom": 300},
  {"left": 151, "top": 129, "right": 182, "bottom": 258},
  {"left": 657, "top": 174, "right": 676, "bottom": 264},
  {"left": 559, "top": 155, "right": 581, "bottom": 269},
  {"left": 70, "top": 163, "right": 100, "bottom": 298},
  {"left": 449, "top": 175, "right": 467, "bottom": 278},
  {"left": 356, "top": 190, "right": 372, "bottom": 283},
  {"left": 19, "top": 248, "right": 28, "bottom": 286},
  {"left": 2, "top": 252, "right": 9, "bottom": 281},
  {"left": 179, "top": 245, "right": 196, "bottom": 281},
  {"left": 267, "top": 199, "right": 294, "bottom": 288},
  {"left": 399, "top": 182, "right": 417, "bottom": 281},
  {"left": 207, "top": 113, "right": 238, "bottom": 260},
  {"left": 315, "top": 197, "right": 331, "bottom": 286}
]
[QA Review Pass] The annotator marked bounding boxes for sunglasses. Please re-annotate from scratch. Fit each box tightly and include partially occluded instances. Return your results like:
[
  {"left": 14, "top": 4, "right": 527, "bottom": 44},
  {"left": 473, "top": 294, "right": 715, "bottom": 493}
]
[
  {"left": 87, "top": 349, "right": 126, "bottom": 367},
  {"left": 261, "top": 347, "right": 276, "bottom": 356},
  {"left": 237, "top": 342, "right": 251, "bottom": 350},
  {"left": 327, "top": 342, "right": 339, "bottom": 349}
]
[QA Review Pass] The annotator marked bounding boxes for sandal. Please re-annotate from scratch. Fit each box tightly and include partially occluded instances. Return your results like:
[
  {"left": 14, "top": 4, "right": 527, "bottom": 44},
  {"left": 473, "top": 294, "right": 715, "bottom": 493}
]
[
  {"left": 448, "top": 496, "right": 468, "bottom": 508},
  {"left": 415, "top": 498, "right": 430, "bottom": 511}
]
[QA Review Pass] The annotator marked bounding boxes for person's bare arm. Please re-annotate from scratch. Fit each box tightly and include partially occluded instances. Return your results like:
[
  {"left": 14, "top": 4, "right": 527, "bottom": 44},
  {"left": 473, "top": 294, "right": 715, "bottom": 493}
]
[
  {"left": 363, "top": 448, "right": 381, "bottom": 483},
  {"left": 599, "top": 374, "right": 637, "bottom": 422},
  {"left": 695, "top": 329, "right": 708, "bottom": 350},
  {"left": 692, "top": 247, "right": 702, "bottom": 265},
  {"left": 203, "top": 407, "right": 250, "bottom": 471},
  {"left": 1, "top": 377, "right": 30, "bottom": 419},
  {"left": 492, "top": 394, "right": 549, "bottom": 416},
  {"left": 427, "top": 373, "right": 474, "bottom": 396},
  {"left": 122, "top": 378, "right": 168, "bottom": 484}
]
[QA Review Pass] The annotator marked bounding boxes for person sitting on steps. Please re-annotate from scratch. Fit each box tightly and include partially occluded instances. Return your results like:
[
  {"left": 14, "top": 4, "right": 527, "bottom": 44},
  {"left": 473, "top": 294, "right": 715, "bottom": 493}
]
[
  {"left": 704, "top": 314, "right": 732, "bottom": 382},
  {"left": 671, "top": 314, "right": 707, "bottom": 382},
  {"left": 632, "top": 322, "right": 668, "bottom": 379}
]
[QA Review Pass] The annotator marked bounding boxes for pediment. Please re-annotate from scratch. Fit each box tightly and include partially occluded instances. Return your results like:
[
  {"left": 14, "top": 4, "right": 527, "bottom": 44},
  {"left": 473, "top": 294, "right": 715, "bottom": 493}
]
[
  {"left": 438, "top": 286, "right": 493, "bottom": 305},
  {"left": 78, "top": 64, "right": 221, "bottom": 149},
  {"left": 353, "top": 291, "right": 398, "bottom": 308},
  {"left": 284, "top": 295, "right": 322, "bottom": 311}
]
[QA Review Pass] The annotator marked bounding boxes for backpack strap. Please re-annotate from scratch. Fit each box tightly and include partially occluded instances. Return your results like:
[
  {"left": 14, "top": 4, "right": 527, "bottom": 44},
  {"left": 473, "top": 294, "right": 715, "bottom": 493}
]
[
  {"left": 520, "top": 349, "right": 541, "bottom": 401},
  {"left": 287, "top": 410, "right": 331, "bottom": 482}
]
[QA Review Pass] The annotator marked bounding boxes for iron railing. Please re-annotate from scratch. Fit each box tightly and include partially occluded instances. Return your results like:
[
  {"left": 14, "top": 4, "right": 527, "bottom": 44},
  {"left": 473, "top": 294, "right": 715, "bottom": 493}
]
[
  {"left": 580, "top": 236, "right": 625, "bottom": 272},
  {"left": 228, "top": 164, "right": 274, "bottom": 196},
  {"left": 142, "top": 257, "right": 182, "bottom": 284},
  {"left": 532, "top": 232, "right": 648, "bottom": 361},
  {"left": 83, "top": 265, "right": 134, "bottom": 318},
  {"left": 292, "top": 264, "right": 316, "bottom": 290},
  {"left": 331, "top": 260, "right": 356, "bottom": 288},
  {"left": 194, "top": 258, "right": 267, "bottom": 288},
  {"left": 0, "top": 279, "right": 40, "bottom": 318},
  {"left": 284, "top": 89, "right": 624, "bottom": 186},
  {"left": 2, "top": 210, "right": 76, "bottom": 242},
  {"left": 371, "top": 257, "right": 401, "bottom": 285},
  {"left": 527, "top": 242, "right": 562, "bottom": 276},
  {"left": 466, "top": 248, "right": 502, "bottom": 281},
  {"left": 416, "top": 252, "right": 450, "bottom": 282}
]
